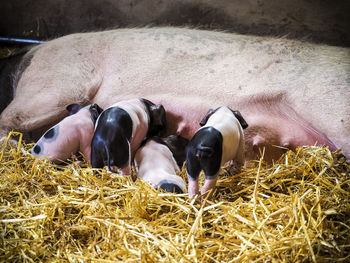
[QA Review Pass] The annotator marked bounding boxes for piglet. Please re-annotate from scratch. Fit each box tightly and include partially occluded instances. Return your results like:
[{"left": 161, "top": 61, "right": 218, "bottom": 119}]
[
  {"left": 91, "top": 98, "right": 166, "bottom": 175},
  {"left": 30, "top": 103, "right": 103, "bottom": 163},
  {"left": 186, "top": 107, "right": 248, "bottom": 198},
  {"left": 134, "top": 135, "right": 189, "bottom": 193}
]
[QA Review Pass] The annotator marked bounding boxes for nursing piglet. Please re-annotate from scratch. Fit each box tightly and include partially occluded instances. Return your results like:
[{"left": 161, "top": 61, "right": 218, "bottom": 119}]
[
  {"left": 186, "top": 107, "right": 248, "bottom": 198},
  {"left": 134, "top": 135, "right": 189, "bottom": 193},
  {"left": 91, "top": 98, "right": 166, "bottom": 175},
  {"left": 30, "top": 103, "right": 103, "bottom": 163}
]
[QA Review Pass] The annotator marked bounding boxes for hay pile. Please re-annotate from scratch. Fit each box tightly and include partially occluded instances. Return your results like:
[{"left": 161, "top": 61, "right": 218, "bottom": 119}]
[{"left": 1, "top": 132, "right": 349, "bottom": 262}]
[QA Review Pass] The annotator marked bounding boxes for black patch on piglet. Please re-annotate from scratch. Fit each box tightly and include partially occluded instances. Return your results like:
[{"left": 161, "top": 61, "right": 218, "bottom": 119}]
[
  {"left": 158, "top": 180, "right": 183, "bottom": 194},
  {"left": 186, "top": 127, "right": 223, "bottom": 181},
  {"left": 43, "top": 127, "right": 55, "bottom": 139},
  {"left": 91, "top": 107, "right": 132, "bottom": 171},
  {"left": 33, "top": 144, "right": 41, "bottom": 154},
  {"left": 42, "top": 125, "right": 59, "bottom": 142}
]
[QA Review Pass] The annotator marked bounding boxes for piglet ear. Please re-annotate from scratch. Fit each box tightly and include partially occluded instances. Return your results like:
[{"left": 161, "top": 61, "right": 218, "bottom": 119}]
[
  {"left": 230, "top": 109, "right": 249, "bottom": 129},
  {"left": 89, "top": 104, "right": 104, "bottom": 122},
  {"left": 66, "top": 104, "right": 83, "bottom": 115},
  {"left": 164, "top": 135, "right": 189, "bottom": 167},
  {"left": 92, "top": 104, "right": 103, "bottom": 115},
  {"left": 200, "top": 108, "right": 216, "bottom": 126},
  {"left": 149, "top": 104, "right": 167, "bottom": 135}
]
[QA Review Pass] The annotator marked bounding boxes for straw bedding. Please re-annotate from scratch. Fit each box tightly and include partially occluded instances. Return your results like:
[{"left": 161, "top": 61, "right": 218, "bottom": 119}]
[{"left": 1, "top": 132, "right": 349, "bottom": 262}]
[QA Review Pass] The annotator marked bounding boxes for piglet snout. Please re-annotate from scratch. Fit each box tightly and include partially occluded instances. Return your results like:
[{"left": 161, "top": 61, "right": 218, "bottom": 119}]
[{"left": 158, "top": 180, "right": 184, "bottom": 194}]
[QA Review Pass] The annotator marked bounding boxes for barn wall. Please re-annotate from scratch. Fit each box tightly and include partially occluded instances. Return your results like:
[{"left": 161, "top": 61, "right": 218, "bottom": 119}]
[{"left": 0, "top": 0, "right": 349, "bottom": 46}]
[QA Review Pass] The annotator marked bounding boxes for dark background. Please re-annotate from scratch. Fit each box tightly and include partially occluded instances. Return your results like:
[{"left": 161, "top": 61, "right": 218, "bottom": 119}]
[{"left": 0, "top": 0, "right": 349, "bottom": 47}]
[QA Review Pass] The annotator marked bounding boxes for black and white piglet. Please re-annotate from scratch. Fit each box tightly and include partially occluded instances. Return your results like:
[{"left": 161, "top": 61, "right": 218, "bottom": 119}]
[
  {"left": 186, "top": 106, "right": 248, "bottom": 198},
  {"left": 30, "top": 103, "right": 103, "bottom": 163},
  {"left": 134, "top": 135, "right": 189, "bottom": 193},
  {"left": 91, "top": 98, "right": 166, "bottom": 175}
]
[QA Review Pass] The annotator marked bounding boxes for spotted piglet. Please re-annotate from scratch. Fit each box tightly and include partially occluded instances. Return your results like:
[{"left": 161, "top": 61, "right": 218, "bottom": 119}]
[
  {"left": 91, "top": 98, "right": 166, "bottom": 175},
  {"left": 186, "top": 107, "right": 248, "bottom": 198},
  {"left": 30, "top": 103, "right": 103, "bottom": 163},
  {"left": 134, "top": 135, "right": 189, "bottom": 193}
]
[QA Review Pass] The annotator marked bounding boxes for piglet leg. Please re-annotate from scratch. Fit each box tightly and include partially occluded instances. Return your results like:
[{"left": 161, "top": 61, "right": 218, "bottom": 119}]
[
  {"left": 200, "top": 176, "right": 218, "bottom": 199},
  {"left": 188, "top": 177, "right": 199, "bottom": 198}
]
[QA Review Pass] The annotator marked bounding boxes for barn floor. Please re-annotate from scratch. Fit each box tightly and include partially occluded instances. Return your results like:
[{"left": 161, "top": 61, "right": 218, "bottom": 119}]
[{"left": 1, "top": 132, "right": 349, "bottom": 262}]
